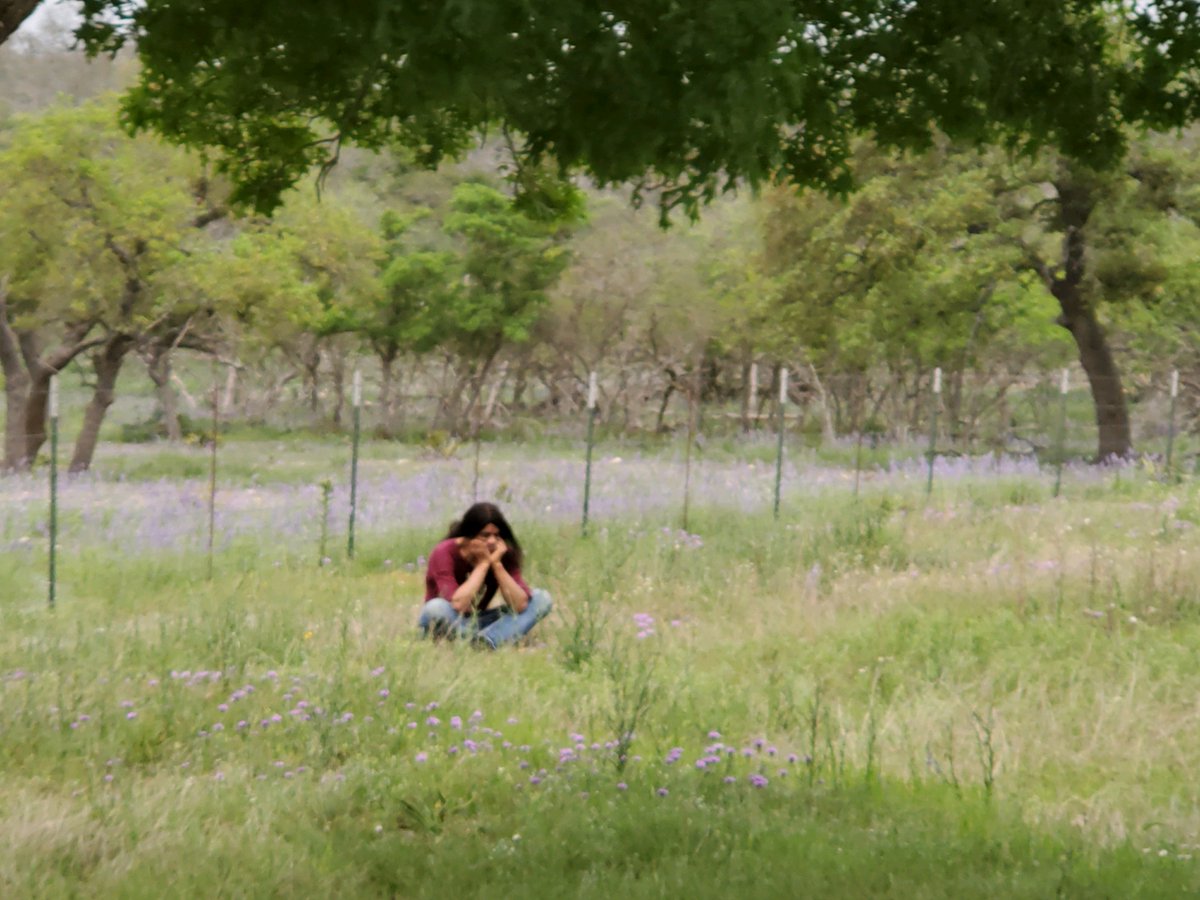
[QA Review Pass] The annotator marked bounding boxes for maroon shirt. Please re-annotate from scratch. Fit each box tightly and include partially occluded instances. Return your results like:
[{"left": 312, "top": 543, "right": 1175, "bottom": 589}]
[{"left": 424, "top": 538, "right": 531, "bottom": 613}]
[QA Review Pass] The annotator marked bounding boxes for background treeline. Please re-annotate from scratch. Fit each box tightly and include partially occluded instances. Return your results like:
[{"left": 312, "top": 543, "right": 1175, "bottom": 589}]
[{"left": 2, "top": 27, "right": 1200, "bottom": 472}]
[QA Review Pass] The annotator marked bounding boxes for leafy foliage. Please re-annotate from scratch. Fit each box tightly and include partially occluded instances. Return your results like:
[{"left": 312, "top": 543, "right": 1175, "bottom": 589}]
[
  {"left": 441, "top": 181, "right": 578, "bottom": 357},
  {"left": 760, "top": 135, "right": 1200, "bottom": 452},
  {"left": 76, "top": 1, "right": 1200, "bottom": 216}
]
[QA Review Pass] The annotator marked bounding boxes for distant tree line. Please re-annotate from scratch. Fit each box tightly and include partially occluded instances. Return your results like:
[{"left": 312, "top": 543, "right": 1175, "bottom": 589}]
[{"left": 1, "top": 102, "right": 1199, "bottom": 469}]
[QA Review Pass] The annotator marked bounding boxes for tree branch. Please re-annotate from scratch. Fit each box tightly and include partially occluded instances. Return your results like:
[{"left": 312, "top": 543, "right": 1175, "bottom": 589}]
[{"left": 0, "top": 0, "right": 41, "bottom": 47}]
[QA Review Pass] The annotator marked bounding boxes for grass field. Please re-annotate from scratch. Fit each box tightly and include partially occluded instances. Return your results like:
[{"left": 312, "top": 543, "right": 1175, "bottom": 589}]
[{"left": 2, "top": 440, "right": 1198, "bottom": 897}]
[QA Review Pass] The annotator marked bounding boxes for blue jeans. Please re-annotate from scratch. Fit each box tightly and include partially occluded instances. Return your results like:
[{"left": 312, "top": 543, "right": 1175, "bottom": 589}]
[{"left": 417, "top": 590, "right": 553, "bottom": 649}]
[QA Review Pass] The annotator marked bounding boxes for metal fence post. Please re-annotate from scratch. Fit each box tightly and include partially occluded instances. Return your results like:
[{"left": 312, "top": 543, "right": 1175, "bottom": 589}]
[
  {"left": 1165, "top": 369, "right": 1179, "bottom": 481},
  {"left": 774, "top": 367, "right": 788, "bottom": 519},
  {"left": 348, "top": 369, "right": 361, "bottom": 558},
  {"left": 926, "top": 367, "right": 941, "bottom": 497},
  {"left": 1054, "top": 369, "right": 1068, "bottom": 497},
  {"left": 582, "top": 372, "right": 598, "bottom": 536},
  {"left": 206, "top": 359, "right": 219, "bottom": 580},
  {"left": 48, "top": 375, "right": 59, "bottom": 610}
]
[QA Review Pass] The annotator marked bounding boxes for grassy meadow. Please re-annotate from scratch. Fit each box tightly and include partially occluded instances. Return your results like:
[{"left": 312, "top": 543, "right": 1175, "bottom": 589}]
[{"left": 2, "top": 438, "right": 1199, "bottom": 897}]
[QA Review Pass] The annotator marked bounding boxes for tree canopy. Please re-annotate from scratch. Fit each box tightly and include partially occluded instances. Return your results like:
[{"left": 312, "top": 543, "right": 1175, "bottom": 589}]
[{"left": 67, "top": 1, "right": 1200, "bottom": 215}]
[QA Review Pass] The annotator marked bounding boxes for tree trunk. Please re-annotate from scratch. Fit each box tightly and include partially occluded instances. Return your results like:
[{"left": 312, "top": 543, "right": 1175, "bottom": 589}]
[
  {"left": 222, "top": 364, "right": 238, "bottom": 416},
  {"left": 460, "top": 348, "right": 501, "bottom": 437},
  {"left": 431, "top": 355, "right": 463, "bottom": 433},
  {"left": 510, "top": 358, "right": 529, "bottom": 411},
  {"left": 739, "top": 359, "right": 753, "bottom": 433},
  {"left": 1055, "top": 291, "right": 1131, "bottom": 459},
  {"left": 807, "top": 363, "right": 836, "bottom": 444},
  {"left": 0, "top": 287, "right": 30, "bottom": 470},
  {"left": 70, "top": 335, "right": 134, "bottom": 473},
  {"left": 1047, "top": 165, "right": 1133, "bottom": 460},
  {"left": 21, "top": 368, "right": 50, "bottom": 466},
  {"left": 331, "top": 350, "right": 346, "bottom": 428},
  {"left": 0, "top": 0, "right": 41, "bottom": 47},
  {"left": 654, "top": 369, "right": 678, "bottom": 434},
  {"left": 14, "top": 324, "right": 102, "bottom": 468},
  {"left": 614, "top": 366, "right": 631, "bottom": 431},
  {"left": 302, "top": 341, "right": 322, "bottom": 413},
  {"left": 145, "top": 344, "right": 183, "bottom": 442},
  {"left": 378, "top": 346, "right": 398, "bottom": 426},
  {"left": 481, "top": 361, "right": 509, "bottom": 427}
]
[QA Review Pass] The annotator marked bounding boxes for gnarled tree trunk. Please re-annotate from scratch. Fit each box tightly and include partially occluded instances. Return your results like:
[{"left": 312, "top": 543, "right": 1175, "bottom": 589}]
[
  {"left": 303, "top": 341, "right": 322, "bottom": 414},
  {"left": 70, "top": 334, "right": 134, "bottom": 473},
  {"left": 0, "top": 0, "right": 41, "bottom": 47},
  {"left": 330, "top": 348, "right": 346, "bottom": 428},
  {"left": 16, "top": 324, "right": 102, "bottom": 468},
  {"left": 377, "top": 344, "right": 399, "bottom": 427},
  {"left": 144, "top": 342, "right": 184, "bottom": 442},
  {"left": 222, "top": 363, "right": 238, "bottom": 417},
  {"left": 1055, "top": 287, "right": 1132, "bottom": 459},
  {"left": 739, "top": 359, "right": 753, "bottom": 433},
  {"left": 1047, "top": 168, "right": 1133, "bottom": 460},
  {"left": 0, "top": 285, "right": 30, "bottom": 469}
]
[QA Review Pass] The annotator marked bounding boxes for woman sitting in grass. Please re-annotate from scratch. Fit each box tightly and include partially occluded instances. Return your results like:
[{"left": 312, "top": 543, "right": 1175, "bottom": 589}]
[{"left": 418, "top": 501, "right": 553, "bottom": 649}]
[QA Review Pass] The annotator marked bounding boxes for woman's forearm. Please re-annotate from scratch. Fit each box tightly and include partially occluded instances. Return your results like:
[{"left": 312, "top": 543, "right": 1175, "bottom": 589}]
[
  {"left": 492, "top": 563, "right": 530, "bottom": 613},
  {"left": 450, "top": 562, "right": 491, "bottom": 612}
]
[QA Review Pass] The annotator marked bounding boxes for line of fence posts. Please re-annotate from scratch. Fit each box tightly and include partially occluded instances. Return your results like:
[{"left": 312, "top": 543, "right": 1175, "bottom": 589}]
[
  {"left": 31, "top": 363, "right": 1197, "bottom": 602},
  {"left": 917, "top": 365, "right": 1189, "bottom": 496}
]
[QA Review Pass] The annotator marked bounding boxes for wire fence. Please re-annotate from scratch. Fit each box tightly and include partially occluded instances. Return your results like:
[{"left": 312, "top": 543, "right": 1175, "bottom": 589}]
[{"left": 2, "top": 367, "right": 1196, "bottom": 608}]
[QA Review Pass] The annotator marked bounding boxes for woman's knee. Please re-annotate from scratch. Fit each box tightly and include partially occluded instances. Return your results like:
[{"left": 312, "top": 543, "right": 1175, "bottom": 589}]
[
  {"left": 528, "top": 589, "right": 553, "bottom": 620},
  {"left": 418, "top": 598, "right": 456, "bottom": 630}
]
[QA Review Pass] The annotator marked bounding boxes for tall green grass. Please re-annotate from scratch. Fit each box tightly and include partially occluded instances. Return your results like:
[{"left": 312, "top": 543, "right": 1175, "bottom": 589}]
[{"left": 2, "top": 465, "right": 1198, "bottom": 897}]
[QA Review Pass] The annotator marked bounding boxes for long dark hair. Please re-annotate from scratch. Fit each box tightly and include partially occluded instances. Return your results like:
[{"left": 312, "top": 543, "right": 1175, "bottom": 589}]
[{"left": 446, "top": 502, "right": 523, "bottom": 569}]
